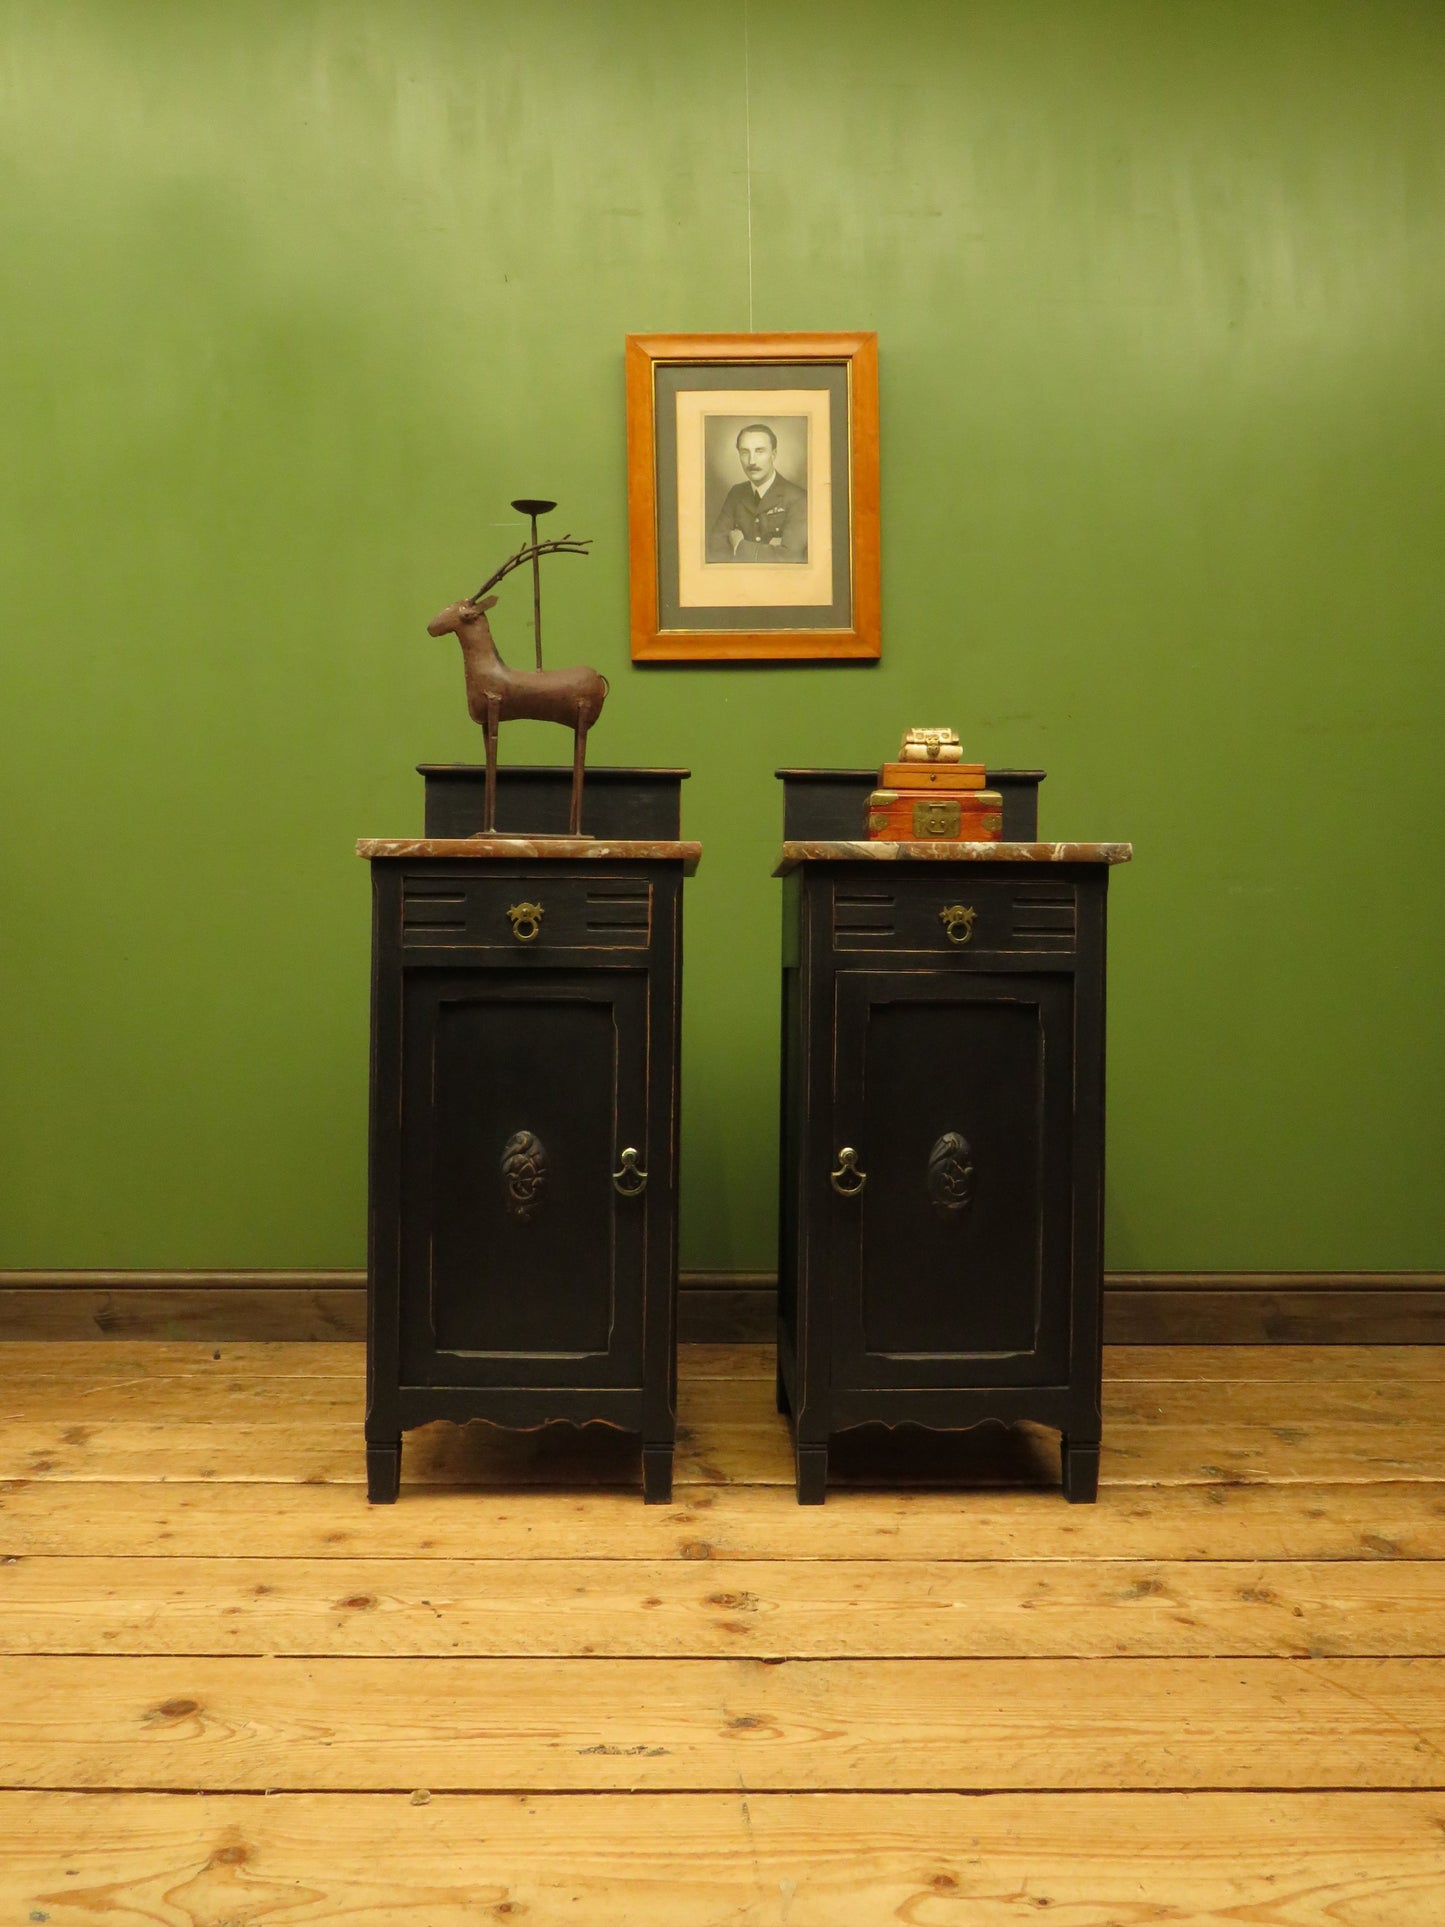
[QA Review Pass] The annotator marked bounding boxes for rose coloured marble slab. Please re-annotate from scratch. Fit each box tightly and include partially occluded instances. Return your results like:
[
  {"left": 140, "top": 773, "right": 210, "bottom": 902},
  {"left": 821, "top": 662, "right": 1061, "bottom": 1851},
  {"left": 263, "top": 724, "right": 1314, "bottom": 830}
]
[
  {"left": 774, "top": 840, "right": 1131, "bottom": 875},
  {"left": 359, "top": 837, "right": 701, "bottom": 875}
]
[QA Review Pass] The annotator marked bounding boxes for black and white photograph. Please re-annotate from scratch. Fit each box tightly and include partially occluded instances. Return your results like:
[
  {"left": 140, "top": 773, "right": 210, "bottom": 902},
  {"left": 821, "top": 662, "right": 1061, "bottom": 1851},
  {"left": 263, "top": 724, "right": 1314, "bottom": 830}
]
[{"left": 704, "top": 415, "right": 809, "bottom": 564}]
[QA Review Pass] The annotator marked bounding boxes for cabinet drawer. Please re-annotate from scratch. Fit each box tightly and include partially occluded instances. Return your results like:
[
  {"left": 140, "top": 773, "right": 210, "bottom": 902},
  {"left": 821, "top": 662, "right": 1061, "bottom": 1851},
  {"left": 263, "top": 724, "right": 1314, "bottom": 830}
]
[
  {"left": 831, "top": 876, "right": 1076, "bottom": 957},
  {"left": 401, "top": 872, "right": 653, "bottom": 953}
]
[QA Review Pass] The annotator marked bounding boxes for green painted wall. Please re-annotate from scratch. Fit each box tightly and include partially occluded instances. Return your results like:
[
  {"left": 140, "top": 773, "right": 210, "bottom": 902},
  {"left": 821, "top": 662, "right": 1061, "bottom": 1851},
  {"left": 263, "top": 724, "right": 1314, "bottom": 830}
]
[{"left": 2, "top": 1, "right": 1441, "bottom": 1271}]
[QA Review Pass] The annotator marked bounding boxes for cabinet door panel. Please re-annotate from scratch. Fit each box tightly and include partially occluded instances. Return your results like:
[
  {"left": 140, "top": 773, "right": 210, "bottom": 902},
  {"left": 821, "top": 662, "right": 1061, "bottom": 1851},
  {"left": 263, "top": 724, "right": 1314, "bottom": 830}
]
[
  {"left": 398, "top": 969, "right": 647, "bottom": 1387},
  {"left": 830, "top": 971, "right": 1073, "bottom": 1389}
]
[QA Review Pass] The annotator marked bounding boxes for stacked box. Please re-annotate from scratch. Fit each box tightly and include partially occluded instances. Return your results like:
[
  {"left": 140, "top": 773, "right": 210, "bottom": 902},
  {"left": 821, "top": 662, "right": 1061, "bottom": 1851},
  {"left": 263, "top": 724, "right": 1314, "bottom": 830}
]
[
  {"left": 878, "top": 761, "right": 987, "bottom": 791},
  {"left": 866, "top": 787, "right": 1004, "bottom": 842}
]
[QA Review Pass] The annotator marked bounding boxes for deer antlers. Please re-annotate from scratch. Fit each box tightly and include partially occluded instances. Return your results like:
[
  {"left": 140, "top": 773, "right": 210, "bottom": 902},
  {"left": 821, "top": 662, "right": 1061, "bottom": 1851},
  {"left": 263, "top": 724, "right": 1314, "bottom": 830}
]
[{"left": 471, "top": 535, "right": 591, "bottom": 604}]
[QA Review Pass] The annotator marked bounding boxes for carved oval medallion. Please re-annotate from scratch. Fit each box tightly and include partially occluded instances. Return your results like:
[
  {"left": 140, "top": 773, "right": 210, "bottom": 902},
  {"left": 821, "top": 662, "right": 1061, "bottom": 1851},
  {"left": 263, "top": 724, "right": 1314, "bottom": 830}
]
[
  {"left": 502, "top": 1129, "right": 547, "bottom": 1223},
  {"left": 927, "top": 1131, "right": 975, "bottom": 1218}
]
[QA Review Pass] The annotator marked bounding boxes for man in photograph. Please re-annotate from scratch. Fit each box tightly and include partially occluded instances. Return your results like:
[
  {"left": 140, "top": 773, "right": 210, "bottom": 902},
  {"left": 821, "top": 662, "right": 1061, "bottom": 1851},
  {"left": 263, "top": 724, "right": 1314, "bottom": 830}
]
[{"left": 708, "top": 423, "right": 808, "bottom": 562}]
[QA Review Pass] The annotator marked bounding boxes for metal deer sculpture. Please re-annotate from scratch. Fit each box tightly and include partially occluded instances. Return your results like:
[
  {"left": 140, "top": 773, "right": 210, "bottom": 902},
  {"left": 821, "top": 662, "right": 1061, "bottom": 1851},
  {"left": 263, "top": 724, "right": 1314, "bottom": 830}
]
[{"left": 428, "top": 534, "right": 605, "bottom": 836}]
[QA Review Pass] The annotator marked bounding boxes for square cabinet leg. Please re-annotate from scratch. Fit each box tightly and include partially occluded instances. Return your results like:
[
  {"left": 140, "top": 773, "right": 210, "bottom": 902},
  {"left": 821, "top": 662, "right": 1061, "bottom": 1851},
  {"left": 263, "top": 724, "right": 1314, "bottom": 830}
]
[
  {"left": 1061, "top": 1436, "right": 1100, "bottom": 1504},
  {"left": 642, "top": 1444, "right": 674, "bottom": 1505},
  {"left": 795, "top": 1441, "right": 828, "bottom": 1505},
  {"left": 775, "top": 1358, "right": 790, "bottom": 1415},
  {"left": 367, "top": 1441, "right": 401, "bottom": 1505}
]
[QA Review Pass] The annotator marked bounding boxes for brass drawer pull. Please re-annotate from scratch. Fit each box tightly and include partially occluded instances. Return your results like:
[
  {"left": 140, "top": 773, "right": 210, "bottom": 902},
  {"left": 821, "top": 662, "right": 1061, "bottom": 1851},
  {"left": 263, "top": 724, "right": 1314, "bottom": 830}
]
[
  {"left": 507, "top": 901, "right": 544, "bottom": 942},
  {"left": 612, "top": 1147, "right": 648, "bottom": 1197},
  {"left": 830, "top": 1147, "right": 867, "bottom": 1197},
  {"left": 940, "top": 903, "right": 976, "bottom": 945}
]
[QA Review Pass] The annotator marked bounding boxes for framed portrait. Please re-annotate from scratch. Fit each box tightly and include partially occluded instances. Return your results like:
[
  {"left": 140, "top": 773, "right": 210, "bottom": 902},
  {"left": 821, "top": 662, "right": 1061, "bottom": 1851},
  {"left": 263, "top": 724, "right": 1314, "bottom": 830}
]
[{"left": 625, "top": 331, "right": 880, "bottom": 662}]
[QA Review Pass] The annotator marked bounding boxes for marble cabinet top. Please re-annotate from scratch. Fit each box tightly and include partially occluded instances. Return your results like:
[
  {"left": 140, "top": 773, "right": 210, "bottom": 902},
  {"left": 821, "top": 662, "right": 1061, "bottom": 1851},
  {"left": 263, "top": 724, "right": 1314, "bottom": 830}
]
[
  {"left": 774, "top": 840, "right": 1132, "bottom": 875},
  {"left": 358, "top": 836, "right": 701, "bottom": 874}
]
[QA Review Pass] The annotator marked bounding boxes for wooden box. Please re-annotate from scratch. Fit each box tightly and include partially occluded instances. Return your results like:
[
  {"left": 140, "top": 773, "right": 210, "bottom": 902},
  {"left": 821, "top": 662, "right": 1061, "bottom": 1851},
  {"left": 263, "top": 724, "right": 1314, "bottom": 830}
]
[
  {"left": 879, "top": 762, "right": 987, "bottom": 791},
  {"left": 775, "top": 769, "right": 1044, "bottom": 841},
  {"left": 866, "top": 788, "right": 1004, "bottom": 842}
]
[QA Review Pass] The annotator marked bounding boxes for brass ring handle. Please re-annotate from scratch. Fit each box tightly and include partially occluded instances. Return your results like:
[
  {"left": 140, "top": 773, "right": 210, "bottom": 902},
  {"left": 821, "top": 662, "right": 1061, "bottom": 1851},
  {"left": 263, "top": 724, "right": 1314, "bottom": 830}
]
[
  {"left": 612, "top": 1147, "right": 648, "bottom": 1197},
  {"left": 940, "top": 903, "right": 976, "bottom": 945},
  {"left": 507, "top": 901, "right": 544, "bottom": 943},
  {"left": 830, "top": 1147, "right": 867, "bottom": 1197}
]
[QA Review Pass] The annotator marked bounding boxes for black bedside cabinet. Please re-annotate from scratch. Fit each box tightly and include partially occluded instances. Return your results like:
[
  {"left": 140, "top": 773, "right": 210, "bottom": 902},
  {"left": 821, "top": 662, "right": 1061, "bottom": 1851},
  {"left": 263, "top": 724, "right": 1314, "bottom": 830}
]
[
  {"left": 774, "top": 774, "right": 1131, "bottom": 1504},
  {"left": 360, "top": 768, "right": 698, "bottom": 1505}
]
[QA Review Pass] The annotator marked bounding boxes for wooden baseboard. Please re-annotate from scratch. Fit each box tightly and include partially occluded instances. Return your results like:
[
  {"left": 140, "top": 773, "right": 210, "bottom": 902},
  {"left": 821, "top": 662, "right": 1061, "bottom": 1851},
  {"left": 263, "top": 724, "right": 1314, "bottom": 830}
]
[
  {"left": 0, "top": 1271, "right": 1441, "bottom": 1345},
  {"left": 675, "top": 1272, "right": 1445, "bottom": 1346},
  {"left": 677, "top": 1275, "right": 776, "bottom": 1344},
  {"left": 1102, "top": 1273, "right": 1445, "bottom": 1344},
  {"left": 0, "top": 1272, "right": 367, "bottom": 1343}
]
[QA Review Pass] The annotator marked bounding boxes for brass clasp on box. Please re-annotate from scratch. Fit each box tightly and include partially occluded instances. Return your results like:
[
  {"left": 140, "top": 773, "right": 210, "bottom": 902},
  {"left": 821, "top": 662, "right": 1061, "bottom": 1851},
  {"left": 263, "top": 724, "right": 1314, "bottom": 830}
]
[
  {"left": 913, "top": 799, "right": 961, "bottom": 838},
  {"left": 830, "top": 1146, "right": 867, "bottom": 1197},
  {"left": 940, "top": 903, "right": 976, "bottom": 945},
  {"left": 507, "top": 901, "right": 544, "bottom": 942},
  {"left": 612, "top": 1147, "right": 648, "bottom": 1197}
]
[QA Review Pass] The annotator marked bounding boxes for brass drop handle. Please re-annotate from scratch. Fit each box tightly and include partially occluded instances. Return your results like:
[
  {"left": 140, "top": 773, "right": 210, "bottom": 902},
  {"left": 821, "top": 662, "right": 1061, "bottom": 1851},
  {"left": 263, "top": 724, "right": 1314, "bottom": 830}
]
[
  {"left": 830, "top": 1147, "right": 867, "bottom": 1197},
  {"left": 940, "top": 903, "right": 976, "bottom": 945},
  {"left": 507, "top": 901, "right": 544, "bottom": 943},
  {"left": 612, "top": 1147, "right": 648, "bottom": 1197}
]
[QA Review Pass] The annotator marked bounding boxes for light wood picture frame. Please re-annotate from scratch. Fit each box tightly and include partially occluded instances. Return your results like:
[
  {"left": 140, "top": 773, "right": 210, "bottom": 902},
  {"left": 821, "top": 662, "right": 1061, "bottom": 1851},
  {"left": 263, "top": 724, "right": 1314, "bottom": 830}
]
[{"left": 626, "top": 331, "right": 880, "bottom": 662}]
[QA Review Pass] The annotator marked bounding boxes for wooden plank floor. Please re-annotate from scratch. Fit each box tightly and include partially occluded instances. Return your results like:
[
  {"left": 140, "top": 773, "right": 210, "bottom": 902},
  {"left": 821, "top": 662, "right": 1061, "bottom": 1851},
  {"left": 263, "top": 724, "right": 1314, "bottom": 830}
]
[{"left": 1, "top": 1344, "right": 1444, "bottom": 1922}]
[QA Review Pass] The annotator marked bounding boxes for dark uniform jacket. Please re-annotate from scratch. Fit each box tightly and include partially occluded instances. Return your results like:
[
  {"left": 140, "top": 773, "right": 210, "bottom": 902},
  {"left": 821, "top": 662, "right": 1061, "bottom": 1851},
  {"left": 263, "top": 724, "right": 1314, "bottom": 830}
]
[{"left": 708, "top": 473, "right": 808, "bottom": 562}]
